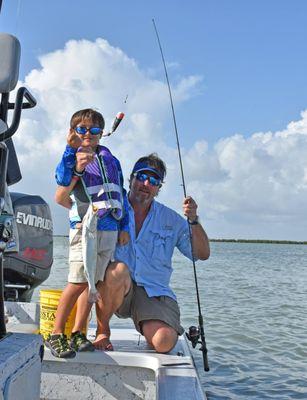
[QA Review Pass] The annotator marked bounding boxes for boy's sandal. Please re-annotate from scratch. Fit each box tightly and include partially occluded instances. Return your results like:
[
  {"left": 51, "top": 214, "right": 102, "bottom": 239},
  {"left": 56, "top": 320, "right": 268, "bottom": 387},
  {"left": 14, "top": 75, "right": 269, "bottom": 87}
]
[
  {"left": 70, "top": 331, "right": 95, "bottom": 352},
  {"left": 45, "top": 334, "right": 76, "bottom": 358}
]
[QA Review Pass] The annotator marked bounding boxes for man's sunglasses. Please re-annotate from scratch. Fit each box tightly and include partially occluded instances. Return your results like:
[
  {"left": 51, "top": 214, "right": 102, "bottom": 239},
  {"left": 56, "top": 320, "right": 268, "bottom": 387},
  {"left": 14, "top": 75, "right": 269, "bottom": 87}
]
[
  {"left": 75, "top": 126, "right": 103, "bottom": 135},
  {"left": 134, "top": 172, "right": 161, "bottom": 187}
]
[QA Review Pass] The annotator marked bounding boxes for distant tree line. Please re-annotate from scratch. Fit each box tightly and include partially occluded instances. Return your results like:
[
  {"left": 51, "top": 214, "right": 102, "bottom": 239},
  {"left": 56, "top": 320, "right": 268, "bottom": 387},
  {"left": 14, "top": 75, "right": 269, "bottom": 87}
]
[
  {"left": 210, "top": 239, "right": 307, "bottom": 245},
  {"left": 54, "top": 235, "right": 306, "bottom": 245}
]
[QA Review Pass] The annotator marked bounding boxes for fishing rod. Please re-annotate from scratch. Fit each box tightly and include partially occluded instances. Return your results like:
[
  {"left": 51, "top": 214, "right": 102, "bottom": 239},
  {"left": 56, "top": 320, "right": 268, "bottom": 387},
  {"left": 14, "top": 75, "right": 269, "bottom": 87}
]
[{"left": 152, "top": 19, "right": 209, "bottom": 372}]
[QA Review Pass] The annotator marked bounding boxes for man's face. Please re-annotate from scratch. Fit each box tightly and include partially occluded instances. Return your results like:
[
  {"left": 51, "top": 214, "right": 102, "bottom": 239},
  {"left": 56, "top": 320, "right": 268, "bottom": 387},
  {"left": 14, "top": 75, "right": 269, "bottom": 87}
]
[
  {"left": 73, "top": 118, "right": 102, "bottom": 150},
  {"left": 129, "top": 170, "right": 162, "bottom": 205}
]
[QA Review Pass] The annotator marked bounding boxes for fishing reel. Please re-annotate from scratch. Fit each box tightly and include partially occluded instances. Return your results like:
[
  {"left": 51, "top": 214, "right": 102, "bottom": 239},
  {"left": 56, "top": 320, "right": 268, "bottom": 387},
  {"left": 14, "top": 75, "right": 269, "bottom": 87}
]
[
  {"left": 186, "top": 325, "right": 201, "bottom": 349},
  {"left": 186, "top": 325, "right": 210, "bottom": 371}
]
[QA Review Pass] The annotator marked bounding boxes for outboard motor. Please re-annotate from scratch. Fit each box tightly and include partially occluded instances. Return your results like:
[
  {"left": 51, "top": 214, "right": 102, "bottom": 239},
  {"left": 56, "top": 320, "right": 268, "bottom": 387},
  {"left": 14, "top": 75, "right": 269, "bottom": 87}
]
[
  {"left": 0, "top": 33, "right": 53, "bottom": 305},
  {"left": 4, "top": 193, "right": 53, "bottom": 301}
]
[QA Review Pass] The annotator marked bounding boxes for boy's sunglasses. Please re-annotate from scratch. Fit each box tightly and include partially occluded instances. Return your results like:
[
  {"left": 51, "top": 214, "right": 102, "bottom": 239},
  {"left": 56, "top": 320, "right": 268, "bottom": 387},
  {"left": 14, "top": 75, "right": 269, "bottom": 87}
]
[
  {"left": 134, "top": 172, "right": 161, "bottom": 187},
  {"left": 75, "top": 126, "right": 103, "bottom": 135}
]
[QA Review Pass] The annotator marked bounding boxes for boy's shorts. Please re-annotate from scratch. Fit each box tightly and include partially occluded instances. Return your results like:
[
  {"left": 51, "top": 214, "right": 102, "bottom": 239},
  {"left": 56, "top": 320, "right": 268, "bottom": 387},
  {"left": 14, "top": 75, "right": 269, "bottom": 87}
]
[
  {"left": 116, "top": 282, "right": 184, "bottom": 336},
  {"left": 68, "top": 228, "right": 118, "bottom": 284}
]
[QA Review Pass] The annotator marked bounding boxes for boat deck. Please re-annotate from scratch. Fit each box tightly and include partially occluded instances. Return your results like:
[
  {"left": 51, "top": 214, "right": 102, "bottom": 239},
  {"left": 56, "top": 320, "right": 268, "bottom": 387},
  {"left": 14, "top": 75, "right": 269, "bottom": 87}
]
[
  {"left": 5, "top": 301, "right": 206, "bottom": 399},
  {"left": 43, "top": 327, "right": 206, "bottom": 400}
]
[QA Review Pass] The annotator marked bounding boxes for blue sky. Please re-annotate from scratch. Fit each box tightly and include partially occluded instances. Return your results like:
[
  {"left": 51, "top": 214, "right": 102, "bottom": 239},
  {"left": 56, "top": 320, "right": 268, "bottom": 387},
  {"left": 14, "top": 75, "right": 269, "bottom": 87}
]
[
  {"left": 2, "top": 0, "right": 307, "bottom": 146},
  {"left": 1, "top": 1, "right": 307, "bottom": 239}
]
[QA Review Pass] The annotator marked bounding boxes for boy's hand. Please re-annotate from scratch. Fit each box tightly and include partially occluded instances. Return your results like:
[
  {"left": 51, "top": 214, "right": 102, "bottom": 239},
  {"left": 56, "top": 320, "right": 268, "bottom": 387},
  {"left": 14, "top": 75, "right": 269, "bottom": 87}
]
[
  {"left": 75, "top": 147, "right": 95, "bottom": 172},
  {"left": 118, "top": 231, "right": 130, "bottom": 246},
  {"left": 67, "top": 128, "right": 82, "bottom": 149}
]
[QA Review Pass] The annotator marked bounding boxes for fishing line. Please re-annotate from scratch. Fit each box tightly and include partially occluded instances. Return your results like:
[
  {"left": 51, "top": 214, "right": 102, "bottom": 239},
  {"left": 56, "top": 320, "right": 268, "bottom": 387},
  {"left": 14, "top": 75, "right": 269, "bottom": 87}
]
[
  {"left": 14, "top": 0, "right": 22, "bottom": 37},
  {"left": 152, "top": 18, "right": 209, "bottom": 372}
]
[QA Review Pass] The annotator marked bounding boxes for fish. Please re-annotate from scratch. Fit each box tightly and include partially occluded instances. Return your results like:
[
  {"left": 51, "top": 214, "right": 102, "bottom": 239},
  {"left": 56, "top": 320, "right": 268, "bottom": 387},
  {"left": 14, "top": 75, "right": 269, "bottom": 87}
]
[{"left": 81, "top": 204, "right": 102, "bottom": 303}]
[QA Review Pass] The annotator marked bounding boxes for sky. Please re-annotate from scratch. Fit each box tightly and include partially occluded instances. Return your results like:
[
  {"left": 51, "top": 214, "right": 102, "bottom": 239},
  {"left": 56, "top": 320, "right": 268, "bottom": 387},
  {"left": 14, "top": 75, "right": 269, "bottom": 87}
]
[{"left": 1, "top": 0, "right": 307, "bottom": 240}]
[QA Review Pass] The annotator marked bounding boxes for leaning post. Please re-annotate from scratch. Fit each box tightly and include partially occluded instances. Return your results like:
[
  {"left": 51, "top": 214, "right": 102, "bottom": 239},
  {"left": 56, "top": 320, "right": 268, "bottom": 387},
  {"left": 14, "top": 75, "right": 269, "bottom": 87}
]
[{"left": 0, "top": 142, "right": 9, "bottom": 338}]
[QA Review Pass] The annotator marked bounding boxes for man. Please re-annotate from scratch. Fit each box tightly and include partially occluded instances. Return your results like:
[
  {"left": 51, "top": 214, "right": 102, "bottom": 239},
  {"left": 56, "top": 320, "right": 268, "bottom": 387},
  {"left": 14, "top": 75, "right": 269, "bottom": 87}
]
[{"left": 94, "top": 153, "right": 210, "bottom": 353}]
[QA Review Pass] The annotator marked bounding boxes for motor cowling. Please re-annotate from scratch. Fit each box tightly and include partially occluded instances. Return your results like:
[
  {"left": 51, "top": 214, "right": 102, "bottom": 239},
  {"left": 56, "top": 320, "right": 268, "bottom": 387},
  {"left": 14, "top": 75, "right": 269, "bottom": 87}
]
[{"left": 3, "top": 192, "right": 53, "bottom": 301}]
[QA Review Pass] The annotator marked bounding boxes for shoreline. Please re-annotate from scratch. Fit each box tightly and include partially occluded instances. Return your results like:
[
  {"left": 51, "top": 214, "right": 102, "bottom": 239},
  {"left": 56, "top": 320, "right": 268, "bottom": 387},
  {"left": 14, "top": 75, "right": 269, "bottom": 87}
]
[
  {"left": 53, "top": 235, "right": 307, "bottom": 245},
  {"left": 210, "top": 239, "right": 307, "bottom": 245}
]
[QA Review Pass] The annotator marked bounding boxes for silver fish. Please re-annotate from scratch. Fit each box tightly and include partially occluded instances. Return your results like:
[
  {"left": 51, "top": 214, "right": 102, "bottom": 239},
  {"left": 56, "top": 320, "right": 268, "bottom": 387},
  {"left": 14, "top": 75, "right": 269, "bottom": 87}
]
[{"left": 82, "top": 204, "right": 101, "bottom": 303}]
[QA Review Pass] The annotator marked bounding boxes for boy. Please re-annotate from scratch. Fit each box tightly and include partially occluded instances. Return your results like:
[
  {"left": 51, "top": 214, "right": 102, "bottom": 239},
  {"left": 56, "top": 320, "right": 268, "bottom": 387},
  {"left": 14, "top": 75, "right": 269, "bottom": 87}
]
[{"left": 45, "top": 108, "right": 129, "bottom": 358}]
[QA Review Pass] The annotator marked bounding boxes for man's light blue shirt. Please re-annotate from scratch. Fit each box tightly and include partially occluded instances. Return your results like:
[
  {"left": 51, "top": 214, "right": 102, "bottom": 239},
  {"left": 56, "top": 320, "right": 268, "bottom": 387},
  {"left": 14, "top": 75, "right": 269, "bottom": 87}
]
[{"left": 115, "top": 199, "right": 194, "bottom": 300}]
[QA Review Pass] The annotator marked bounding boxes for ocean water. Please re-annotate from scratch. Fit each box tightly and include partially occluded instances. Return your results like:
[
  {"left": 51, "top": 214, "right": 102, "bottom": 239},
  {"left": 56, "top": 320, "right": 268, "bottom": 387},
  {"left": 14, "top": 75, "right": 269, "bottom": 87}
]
[{"left": 33, "top": 238, "right": 307, "bottom": 400}]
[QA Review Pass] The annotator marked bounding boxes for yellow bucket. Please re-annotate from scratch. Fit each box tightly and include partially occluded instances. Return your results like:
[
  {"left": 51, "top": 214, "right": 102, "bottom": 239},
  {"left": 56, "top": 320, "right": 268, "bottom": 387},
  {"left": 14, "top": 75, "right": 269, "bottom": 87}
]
[{"left": 39, "top": 289, "right": 77, "bottom": 339}]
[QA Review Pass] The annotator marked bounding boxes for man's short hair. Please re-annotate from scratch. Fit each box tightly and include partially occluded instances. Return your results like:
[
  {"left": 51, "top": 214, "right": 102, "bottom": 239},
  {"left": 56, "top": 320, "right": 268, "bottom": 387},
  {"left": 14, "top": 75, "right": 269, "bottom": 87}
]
[{"left": 70, "top": 108, "right": 105, "bottom": 129}]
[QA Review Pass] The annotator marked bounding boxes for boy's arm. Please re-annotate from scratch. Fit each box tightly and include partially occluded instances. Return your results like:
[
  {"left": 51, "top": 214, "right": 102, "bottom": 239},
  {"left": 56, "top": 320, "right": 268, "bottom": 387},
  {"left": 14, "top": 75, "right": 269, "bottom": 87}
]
[
  {"left": 55, "top": 177, "right": 79, "bottom": 209},
  {"left": 55, "top": 143, "right": 94, "bottom": 186},
  {"left": 55, "top": 145, "right": 78, "bottom": 186}
]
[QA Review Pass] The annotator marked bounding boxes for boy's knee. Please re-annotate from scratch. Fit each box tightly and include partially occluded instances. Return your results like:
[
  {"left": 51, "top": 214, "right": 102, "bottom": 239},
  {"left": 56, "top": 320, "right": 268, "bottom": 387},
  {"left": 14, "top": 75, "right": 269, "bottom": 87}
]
[{"left": 67, "top": 282, "right": 88, "bottom": 294}]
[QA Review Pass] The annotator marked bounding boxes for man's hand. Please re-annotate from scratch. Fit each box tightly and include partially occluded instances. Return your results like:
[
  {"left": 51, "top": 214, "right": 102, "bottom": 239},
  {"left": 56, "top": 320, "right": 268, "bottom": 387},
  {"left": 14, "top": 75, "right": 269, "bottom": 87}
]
[
  {"left": 182, "top": 196, "right": 210, "bottom": 260},
  {"left": 67, "top": 128, "right": 82, "bottom": 149},
  {"left": 118, "top": 231, "right": 130, "bottom": 246},
  {"left": 183, "top": 196, "right": 198, "bottom": 222}
]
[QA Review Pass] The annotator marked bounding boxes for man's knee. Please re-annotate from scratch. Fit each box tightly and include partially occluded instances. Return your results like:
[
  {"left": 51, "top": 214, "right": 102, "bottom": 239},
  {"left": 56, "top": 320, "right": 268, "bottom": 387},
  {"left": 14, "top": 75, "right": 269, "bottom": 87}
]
[
  {"left": 142, "top": 321, "right": 178, "bottom": 353},
  {"left": 105, "top": 262, "right": 130, "bottom": 288},
  {"left": 152, "top": 327, "right": 178, "bottom": 353}
]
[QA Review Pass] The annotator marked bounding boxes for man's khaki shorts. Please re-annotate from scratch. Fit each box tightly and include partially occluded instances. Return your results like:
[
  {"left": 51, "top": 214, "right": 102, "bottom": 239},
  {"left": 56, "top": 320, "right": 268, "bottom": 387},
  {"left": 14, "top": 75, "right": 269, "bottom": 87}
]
[
  {"left": 68, "top": 228, "right": 118, "bottom": 284},
  {"left": 116, "top": 282, "right": 184, "bottom": 335}
]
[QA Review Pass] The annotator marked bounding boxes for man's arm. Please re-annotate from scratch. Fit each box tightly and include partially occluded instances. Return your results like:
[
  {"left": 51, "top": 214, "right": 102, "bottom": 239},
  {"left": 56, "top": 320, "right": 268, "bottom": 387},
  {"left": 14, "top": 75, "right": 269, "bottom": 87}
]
[
  {"left": 189, "top": 222, "right": 210, "bottom": 260},
  {"left": 183, "top": 196, "right": 210, "bottom": 260},
  {"left": 114, "top": 157, "right": 130, "bottom": 233}
]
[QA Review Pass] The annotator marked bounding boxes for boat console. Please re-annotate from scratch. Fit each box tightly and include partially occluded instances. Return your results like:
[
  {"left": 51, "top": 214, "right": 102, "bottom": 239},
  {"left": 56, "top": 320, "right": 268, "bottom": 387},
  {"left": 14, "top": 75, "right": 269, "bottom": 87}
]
[
  {"left": 0, "top": 32, "right": 45, "bottom": 400},
  {"left": 0, "top": 33, "right": 53, "bottom": 304}
]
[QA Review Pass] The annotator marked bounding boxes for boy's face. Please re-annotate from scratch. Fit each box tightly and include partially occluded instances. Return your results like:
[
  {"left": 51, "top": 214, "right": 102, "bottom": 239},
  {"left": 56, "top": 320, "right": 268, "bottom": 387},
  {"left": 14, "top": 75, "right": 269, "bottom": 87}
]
[{"left": 73, "top": 117, "right": 102, "bottom": 150}]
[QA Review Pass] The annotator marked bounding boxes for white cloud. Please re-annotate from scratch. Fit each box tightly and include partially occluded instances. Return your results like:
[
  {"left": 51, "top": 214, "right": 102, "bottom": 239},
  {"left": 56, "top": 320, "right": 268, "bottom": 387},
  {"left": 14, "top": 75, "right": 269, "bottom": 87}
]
[
  {"left": 9, "top": 37, "right": 307, "bottom": 240},
  {"left": 178, "top": 113, "right": 307, "bottom": 239},
  {"left": 10, "top": 38, "right": 200, "bottom": 233}
]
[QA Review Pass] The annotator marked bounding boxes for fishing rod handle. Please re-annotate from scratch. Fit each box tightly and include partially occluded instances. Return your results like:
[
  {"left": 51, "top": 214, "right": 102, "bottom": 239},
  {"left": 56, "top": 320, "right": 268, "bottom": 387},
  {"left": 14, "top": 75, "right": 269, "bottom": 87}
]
[
  {"left": 199, "top": 314, "right": 210, "bottom": 371},
  {"left": 203, "top": 350, "right": 210, "bottom": 372}
]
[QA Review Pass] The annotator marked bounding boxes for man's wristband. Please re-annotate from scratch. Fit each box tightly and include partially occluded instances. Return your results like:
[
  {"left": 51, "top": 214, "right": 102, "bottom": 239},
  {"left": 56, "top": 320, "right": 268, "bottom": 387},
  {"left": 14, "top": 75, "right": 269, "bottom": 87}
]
[
  {"left": 188, "top": 215, "right": 199, "bottom": 225},
  {"left": 73, "top": 167, "right": 84, "bottom": 177}
]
